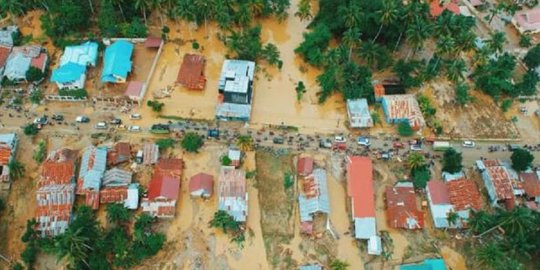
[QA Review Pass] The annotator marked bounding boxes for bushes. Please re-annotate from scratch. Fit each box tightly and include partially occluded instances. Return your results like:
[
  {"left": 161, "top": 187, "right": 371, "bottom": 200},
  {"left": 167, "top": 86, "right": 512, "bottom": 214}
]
[
  {"left": 58, "top": 88, "right": 88, "bottom": 99},
  {"left": 397, "top": 122, "right": 414, "bottom": 136},
  {"left": 23, "top": 124, "right": 39, "bottom": 136},
  {"left": 295, "top": 24, "right": 332, "bottom": 66},
  {"left": 26, "top": 67, "right": 45, "bottom": 82},
  {"left": 147, "top": 100, "right": 164, "bottom": 112}
]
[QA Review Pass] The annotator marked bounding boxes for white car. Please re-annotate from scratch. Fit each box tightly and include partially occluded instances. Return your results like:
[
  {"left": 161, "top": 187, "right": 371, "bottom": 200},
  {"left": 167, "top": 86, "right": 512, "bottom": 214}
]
[
  {"left": 128, "top": 125, "right": 141, "bottom": 132},
  {"left": 129, "top": 113, "right": 142, "bottom": 120},
  {"left": 334, "top": 136, "right": 347, "bottom": 143},
  {"left": 357, "top": 136, "right": 370, "bottom": 146},
  {"left": 462, "top": 140, "right": 475, "bottom": 148},
  {"left": 95, "top": 122, "right": 108, "bottom": 129}
]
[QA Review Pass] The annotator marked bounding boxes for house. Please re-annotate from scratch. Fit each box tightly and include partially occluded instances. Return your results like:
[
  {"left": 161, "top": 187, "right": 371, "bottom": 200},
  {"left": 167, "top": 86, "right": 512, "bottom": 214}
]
[
  {"left": 298, "top": 168, "right": 330, "bottom": 235},
  {"left": 479, "top": 160, "right": 516, "bottom": 209},
  {"left": 381, "top": 94, "right": 425, "bottom": 130},
  {"left": 51, "top": 41, "right": 98, "bottom": 89},
  {"left": 400, "top": 258, "right": 447, "bottom": 270},
  {"left": 35, "top": 148, "right": 77, "bottom": 237},
  {"left": 3, "top": 46, "right": 47, "bottom": 82},
  {"left": 143, "top": 143, "right": 159, "bottom": 165},
  {"left": 347, "top": 99, "right": 373, "bottom": 128},
  {"left": 76, "top": 146, "right": 108, "bottom": 209},
  {"left": 0, "top": 26, "right": 18, "bottom": 47},
  {"left": 521, "top": 172, "right": 540, "bottom": 203},
  {"left": 216, "top": 60, "right": 256, "bottom": 121},
  {"left": 512, "top": 8, "right": 540, "bottom": 34},
  {"left": 101, "top": 40, "right": 134, "bottom": 83},
  {"left": 346, "top": 156, "right": 381, "bottom": 255},
  {"left": 297, "top": 157, "right": 314, "bottom": 176},
  {"left": 176, "top": 54, "right": 206, "bottom": 90},
  {"left": 218, "top": 166, "right": 248, "bottom": 222},
  {"left": 430, "top": 0, "right": 460, "bottom": 17},
  {"left": 385, "top": 182, "right": 424, "bottom": 230},
  {"left": 445, "top": 177, "right": 483, "bottom": 227},
  {"left": 0, "top": 133, "right": 18, "bottom": 184},
  {"left": 189, "top": 173, "right": 214, "bottom": 198},
  {"left": 144, "top": 37, "right": 162, "bottom": 48},
  {"left": 426, "top": 180, "right": 454, "bottom": 228},
  {"left": 141, "top": 158, "right": 183, "bottom": 217},
  {"left": 100, "top": 183, "right": 139, "bottom": 209},
  {"left": 228, "top": 148, "right": 241, "bottom": 167},
  {"left": 124, "top": 81, "right": 145, "bottom": 102},
  {"left": 141, "top": 174, "right": 180, "bottom": 218},
  {"left": 107, "top": 142, "right": 131, "bottom": 166}
]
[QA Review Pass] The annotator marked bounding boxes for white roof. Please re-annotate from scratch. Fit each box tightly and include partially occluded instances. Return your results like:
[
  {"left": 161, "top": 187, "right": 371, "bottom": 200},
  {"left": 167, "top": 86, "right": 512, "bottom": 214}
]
[
  {"left": 354, "top": 217, "right": 377, "bottom": 240},
  {"left": 124, "top": 183, "right": 139, "bottom": 209},
  {"left": 368, "top": 235, "right": 382, "bottom": 255}
]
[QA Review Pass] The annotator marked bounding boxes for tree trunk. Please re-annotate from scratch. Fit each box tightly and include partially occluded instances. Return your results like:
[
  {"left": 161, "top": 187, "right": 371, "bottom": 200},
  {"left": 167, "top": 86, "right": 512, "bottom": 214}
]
[
  {"left": 373, "top": 25, "right": 383, "bottom": 43},
  {"left": 143, "top": 9, "right": 148, "bottom": 25},
  {"left": 118, "top": 4, "right": 126, "bottom": 22},
  {"left": 394, "top": 31, "right": 403, "bottom": 52},
  {"left": 158, "top": 3, "right": 165, "bottom": 27},
  {"left": 348, "top": 47, "right": 352, "bottom": 62},
  {"left": 87, "top": 0, "right": 94, "bottom": 14}
]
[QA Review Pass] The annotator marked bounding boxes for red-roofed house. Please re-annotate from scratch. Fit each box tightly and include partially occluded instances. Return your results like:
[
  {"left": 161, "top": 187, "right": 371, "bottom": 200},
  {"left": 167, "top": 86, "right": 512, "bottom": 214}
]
[
  {"left": 426, "top": 180, "right": 454, "bottom": 228},
  {"left": 446, "top": 177, "right": 483, "bottom": 228},
  {"left": 430, "top": 0, "right": 460, "bottom": 17},
  {"left": 155, "top": 158, "right": 183, "bottom": 178},
  {"left": 521, "top": 172, "right": 540, "bottom": 203},
  {"left": 385, "top": 182, "right": 424, "bottom": 229},
  {"left": 141, "top": 158, "right": 183, "bottom": 218},
  {"left": 481, "top": 163, "right": 515, "bottom": 209},
  {"left": 31, "top": 52, "right": 48, "bottom": 72},
  {"left": 189, "top": 173, "right": 214, "bottom": 198},
  {"left": 144, "top": 37, "right": 162, "bottom": 48},
  {"left": 297, "top": 157, "right": 314, "bottom": 176},
  {"left": 35, "top": 148, "right": 77, "bottom": 237},
  {"left": 512, "top": 8, "right": 540, "bottom": 34},
  {"left": 176, "top": 54, "right": 206, "bottom": 90},
  {"left": 346, "top": 156, "right": 380, "bottom": 255},
  {"left": 124, "top": 81, "right": 145, "bottom": 102}
]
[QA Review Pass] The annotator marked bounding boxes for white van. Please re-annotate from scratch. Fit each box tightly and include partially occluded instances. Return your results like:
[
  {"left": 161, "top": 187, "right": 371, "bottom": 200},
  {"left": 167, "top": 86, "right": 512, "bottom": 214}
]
[{"left": 95, "top": 122, "right": 108, "bottom": 129}]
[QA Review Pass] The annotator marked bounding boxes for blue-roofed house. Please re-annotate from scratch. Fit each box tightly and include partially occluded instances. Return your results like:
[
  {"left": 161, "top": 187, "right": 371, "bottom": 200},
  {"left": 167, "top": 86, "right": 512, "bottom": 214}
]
[
  {"left": 77, "top": 146, "right": 107, "bottom": 209},
  {"left": 101, "top": 40, "right": 134, "bottom": 83},
  {"left": 347, "top": 99, "right": 373, "bottom": 128},
  {"left": 299, "top": 168, "right": 330, "bottom": 235},
  {"left": 400, "top": 258, "right": 447, "bottom": 270},
  {"left": 51, "top": 41, "right": 98, "bottom": 89}
]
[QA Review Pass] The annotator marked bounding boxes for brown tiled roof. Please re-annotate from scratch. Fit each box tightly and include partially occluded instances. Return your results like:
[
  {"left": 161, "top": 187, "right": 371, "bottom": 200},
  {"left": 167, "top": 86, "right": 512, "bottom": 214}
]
[
  {"left": 100, "top": 186, "right": 128, "bottom": 204},
  {"left": 521, "top": 172, "right": 540, "bottom": 197},
  {"left": 39, "top": 160, "right": 75, "bottom": 187},
  {"left": 385, "top": 186, "right": 424, "bottom": 229},
  {"left": 176, "top": 54, "right": 206, "bottom": 90},
  {"left": 108, "top": 142, "right": 131, "bottom": 165},
  {"left": 297, "top": 157, "right": 314, "bottom": 176},
  {"left": 446, "top": 178, "right": 483, "bottom": 211}
]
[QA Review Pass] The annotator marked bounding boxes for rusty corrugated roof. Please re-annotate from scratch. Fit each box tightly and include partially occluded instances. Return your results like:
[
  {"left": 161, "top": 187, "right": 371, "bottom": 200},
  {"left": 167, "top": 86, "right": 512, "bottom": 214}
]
[
  {"left": 446, "top": 178, "right": 483, "bottom": 211},
  {"left": 385, "top": 185, "right": 424, "bottom": 229}
]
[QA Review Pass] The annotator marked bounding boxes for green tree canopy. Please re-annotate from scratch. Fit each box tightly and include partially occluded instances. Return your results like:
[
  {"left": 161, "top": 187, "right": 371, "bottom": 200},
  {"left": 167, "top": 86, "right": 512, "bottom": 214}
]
[
  {"left": 106, "top": 203, "right": 130, "bottom": 225},
  {"left": 181, "top": 132, "right": 203, "bottom": 153},
  {"left": 397, "top": 121, "right": 414, "bottom": 136},
  {"left": 442, "top": 148, "right": 463, "bottom": 173},
  {"left": 523, "top": 44, "right": 540, "bottom": 69},
  {"left": 511, "top": 148, "right": 534, "bottom": 172}
]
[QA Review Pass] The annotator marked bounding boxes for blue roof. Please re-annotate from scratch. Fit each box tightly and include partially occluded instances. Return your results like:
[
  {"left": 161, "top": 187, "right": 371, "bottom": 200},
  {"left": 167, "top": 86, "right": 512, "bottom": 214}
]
[
  {"left": 298, "top": 168, "right": 330, "bottom": 222},
  {"left": 101, "top": 40, "right": 134, "bottom": 83},
  {"left": 60, "top": 41, "right": 98, "bottom": 67},
  {"left": 51, "top": 62, "right": 86, "bottom": 83},
  {"left": 400, "top": 259, "right": 447, "bottom": 270},
  {"left": 79, "top": 146, "right": 108, "bottom": 191}
]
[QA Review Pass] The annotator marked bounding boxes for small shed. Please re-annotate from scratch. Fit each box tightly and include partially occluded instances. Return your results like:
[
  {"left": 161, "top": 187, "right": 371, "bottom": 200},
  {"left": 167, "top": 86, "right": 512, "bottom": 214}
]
[
  {"left": 189, "top": 173, "right": 214, "bottom": 198},
  {"left": 297, "top": 157, "right": 314, "bottom": 176},
  {"left": 144, "top": 37, "right": 162, "bottom": 48},
  {"left": 228, "top": 149, "right": 241, "bottom": 167},
  {"left": 124, "top": 81, "right": 145, "bottom": 101}
]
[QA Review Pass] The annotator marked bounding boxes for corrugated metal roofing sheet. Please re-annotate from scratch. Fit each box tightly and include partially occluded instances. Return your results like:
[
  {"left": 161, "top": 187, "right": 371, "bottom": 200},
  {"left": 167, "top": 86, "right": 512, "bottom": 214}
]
[
  {"left": 101, "top": 40, "right": 133, "bottom": 82},
  {"left": 298, "top": 169, "right": 330, "bottom": 222},
  {"left": 176, "top": 54, "right": 206, "bottom": 90},
  {"left": 347, "top": 99, "right": 373, "bottom": 128},
  {"left": 60, "top": 41, "right": 98, "bottom": 66},
  {"left": 346, "top": 156, "right": 375, "bottom": 218},
  {"left": 102, "top": 167, "right": 132, "bottom": 187},
  {"left": 218, "top": 166, "right": 247, "bottom": 222}
]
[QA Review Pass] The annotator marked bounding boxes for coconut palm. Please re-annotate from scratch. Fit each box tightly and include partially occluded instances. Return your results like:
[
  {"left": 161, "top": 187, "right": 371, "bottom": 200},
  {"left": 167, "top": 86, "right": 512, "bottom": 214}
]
[
  {"left": 455, "top": 31, "right": 476, "bottom": 52},
  {"left": 358, "top": 41, "right": 381, "bottom": 68},
  {"left": 8, "top": 160, "right": 25, "bottom": 180},
  {"left": 447, "top": 211, "right": 460, "bottom": 228},
  {"left": 405, "top": 18, "right": 432, "bottom": 58},
  {"left": 134, "top": 0, "right": 150, "bottom": 25},
  {"left": 373, "top": 0, "right": 399, "bottom": 42},
  {"left": 407, "top": 152, "right": 426, "bottom": 170},
  {"left": 330, "top": 259, "right": 350, "bottom": 270},
  {"left": 498, "top": 207, "right": 535, "bottom": 238},
  {"left": 474, "top": 242, "right": 505, "bottom": 269},
  {"left": 295, "top": 0, "right": 312, "bottom": 21},
  {"left": 1, "top": 0, "right": 25, "bottom": 17},
  {"left": 236, "top": 135, "right": 253, "bottom": 152},
  {"left": 340, "top": 2, "right": 362, "bottom": 29},
  {"left": 53, "top": 227, "right": 93, "bottom": 267},
  {"left": 446, "top": 59, "right": 466, "bottom": 82},
  {"left": 248, "top": 0, "right": 265, "bottom": 17},
  {"left": 468, "top": 210, "right": 495, "bottom": 234},
  {"left": 342, "top": 27, "right": 361, "bottom": 60},
  {"left": 486, "top": 31, "right": 506, "bottom": 55}
]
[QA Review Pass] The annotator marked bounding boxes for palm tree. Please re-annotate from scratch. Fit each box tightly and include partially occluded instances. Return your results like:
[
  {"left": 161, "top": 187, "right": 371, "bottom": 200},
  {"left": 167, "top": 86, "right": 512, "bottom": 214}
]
[
  {"left": 455, "top": 31, "right": 476, "bottom": 53},
  {"left": 108, "top": 0, "right": 126, "bottom": 21},
  {"left": 236, "top": 135, "right": 253, "bottom": 152},
  {"left": 342, "top": 28, "right": 361, "bottom": 61},
  {"left": 405, "top": 18, "right": 432, "bottom": 58},
  {"left": 295, "top": 0, "right": 312, "bottom": 21},
  {"left": 209, "top": 210, "right": 239, "bottom": 233},
  {"left": 330, "top": 259, "right": 350, "bottom": 270},
  {"left": 474, "top": 242, "right": 504, "bottom": 269},
  {"left": 407, "top": 152, "right": 426, "bottom": 170},
  {"left": 340, "top": 2, "right": 362, "bottom": 29},
  {"left": 53, "top": 227, "right": 93, "bottom": 267},
  {"left": 446, "top": 59, "right": 466, "bottom": 82},
  {"left": 373, "top": 0, "right": 399, "bottom": 42},
  {"left": 498, "top": 207, "right": 535, "bottom": 238},
  {"left": 468, "top": 210, "right": 494, "bottom": 234},
  {"left": 1, "top": 0, "right": 25, "bottom": 17},
  {"left": 134, "top": 0, "right": 150, "bottom": 25},
  {"left": 358, "top": 41, "right": 381, "bottom": 68},
  {"left": 447, "top": 211, "right": 460, "bottom": 228},
  {"left": 8, "top": 160, "right": 24, "bottom": 180},
  {"left": 486, "top": 31, "right": 506, "bottom": 55},
  {"left": 248, "top": 0, "right": 265, "bottom": 17},
  {"left": 106, "top": 203, "right": 130, "bottom": 225}
]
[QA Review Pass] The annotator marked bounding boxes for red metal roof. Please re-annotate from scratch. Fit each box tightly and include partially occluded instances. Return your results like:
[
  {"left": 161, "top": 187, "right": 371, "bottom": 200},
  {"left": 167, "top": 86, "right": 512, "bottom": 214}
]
[
  {"left": 100, "top": 186, "right": 128, "bottom": 204},
  {"left": 124, "top": 81, "right": 144, "bottom": 98},
  {"left": 85, "top": 190, "right": 100, "bottom": 210},
  {"left": 176, "top": 54, "right": 206, "bottom": 90},
  {"left": 427, "top": 180, "right": 450, "bottom": 204},
  {"left": 144, "top": 37, "right": 162, "bottom": 48},
  {"left": 39, "top": 160, "right": 76, "bottom": 187},
  {"left": 521, "top": 172, "right": 540, "bottom": 197},
  {"left": 446, "top": 178, "right": 483, "bottom": 211},
  {"left": 385, "top": 186, "right": 424, "bottom": 229},
  {"left": 297, "top": 157, "right": 314, "bottom": 176},
  {"left": 430, "top": 0, "right": 460, "bottom": 17},
  {"left": 0, "top": 146, "right": 11, "bottom": 165},
  {"left": 30, "top": 52, "right": 47, "bottom": 70},
  {"left": 189, "top": 173, "right": 213, "bottom": 194},
  {"left": 346, "top": 156, "right": 375, "bottom": 218},
  {"left": 485, "top": 166, "right": 514, "bottom": 201},
  {"left": 0, "top": 46, "right": 11, "bottom": 68},
  {"left": 147, "top": 174, "right": 180, "bottom": 200},
  {"left": 108, "top": 142, "right": 131, "bottom": 165}
]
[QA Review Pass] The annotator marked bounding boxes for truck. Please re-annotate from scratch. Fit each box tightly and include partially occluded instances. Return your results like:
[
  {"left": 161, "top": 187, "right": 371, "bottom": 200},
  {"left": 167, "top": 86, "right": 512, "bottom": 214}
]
[{"left": 433, "top": 141, "right": 451, "bottom": 151}]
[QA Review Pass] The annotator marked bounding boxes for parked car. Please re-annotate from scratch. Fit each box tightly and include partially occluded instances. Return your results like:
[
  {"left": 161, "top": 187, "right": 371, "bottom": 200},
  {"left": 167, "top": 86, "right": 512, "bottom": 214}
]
[
  {"left": 207, "top": 129, "right": 220, "bottom": 138},
  {"left": 128, "top": 125, "right": 141, "bottom": 132},
  {"left": 393, "top": 142, "right": 404, "bottom": 149},
  {"left": 334, "top": 136, "right": 347, "bottom": 143},
  {"left": 508, "top": 144, "right": 521, "bottom": 151},
  {"left": 95, "top": 122, "right": 108, "bottom": 129},
  {"left": 129, "top": 113, "right": 142, "bottom": 120},
  {"left": 462, "top": 140, "right": 475, "bottom": 148},
  {"left": 33, "top": 116, "right": 48, "bottom": 125},
  {"left": 51, "top": 114, "right": 64, "bottom": 121},
  {"left": 110, "top": 118, "right": 122, "bottom": 125},
  {"left": 273, "top": 137, "right": 284, "bottom": 144},
  {"left": 76, "top": 116, "right": 90, "bottom": 123},
  {"left": 357, "top": 136, "right": 370, "bottom": 146},
  {"left": 410, "top": 144, "right": 423, "bottom": 151},
  {"left": 319, "top": 138, "right": 332, "bottom": 149}
]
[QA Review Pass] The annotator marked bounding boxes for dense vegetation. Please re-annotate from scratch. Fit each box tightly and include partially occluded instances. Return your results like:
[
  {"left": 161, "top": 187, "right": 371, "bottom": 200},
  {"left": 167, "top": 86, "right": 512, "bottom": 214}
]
[{"left": 17, "top": 206, "right": 165, "bottom": 269}]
